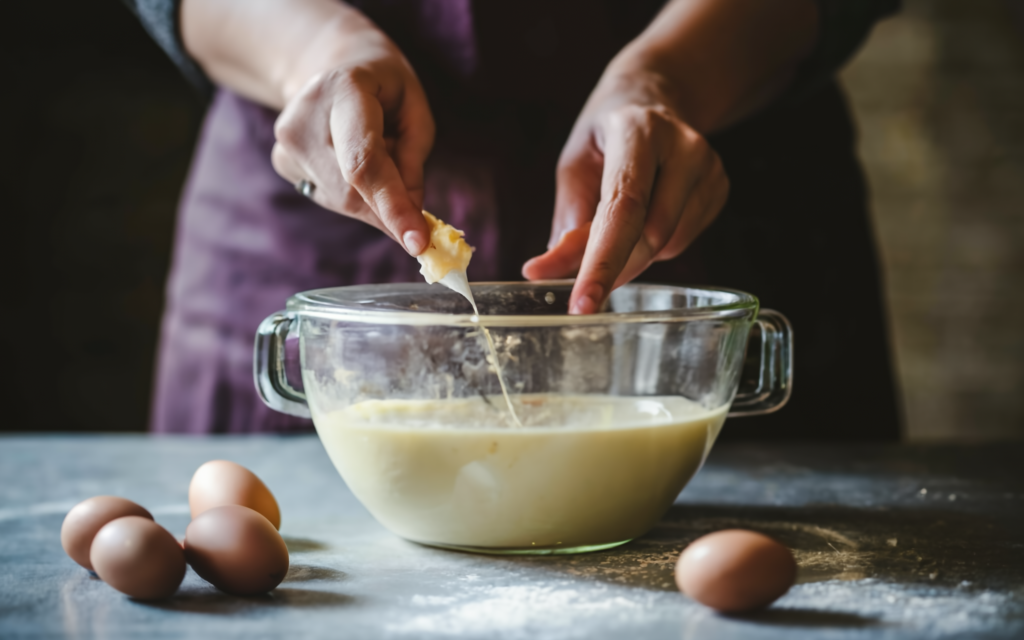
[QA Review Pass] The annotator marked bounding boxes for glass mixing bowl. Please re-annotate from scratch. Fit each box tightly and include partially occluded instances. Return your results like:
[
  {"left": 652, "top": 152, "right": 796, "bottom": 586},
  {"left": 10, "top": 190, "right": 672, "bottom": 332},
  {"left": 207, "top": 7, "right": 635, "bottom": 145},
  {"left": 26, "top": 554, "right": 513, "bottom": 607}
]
[{"left": 255, "top": 282, "right": 792, "bottom": 554}]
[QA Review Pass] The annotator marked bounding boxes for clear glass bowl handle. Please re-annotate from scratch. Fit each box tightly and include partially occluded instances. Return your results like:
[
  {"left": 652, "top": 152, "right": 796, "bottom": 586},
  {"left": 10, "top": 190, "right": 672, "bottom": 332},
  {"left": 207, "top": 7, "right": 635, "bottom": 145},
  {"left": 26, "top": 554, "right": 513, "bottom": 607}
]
[
  {"left": 728, "top": 309, "right": 794, "bottom": 417},
  {"left": 254, "top": 311, "right": 311, "bottom": 418}
]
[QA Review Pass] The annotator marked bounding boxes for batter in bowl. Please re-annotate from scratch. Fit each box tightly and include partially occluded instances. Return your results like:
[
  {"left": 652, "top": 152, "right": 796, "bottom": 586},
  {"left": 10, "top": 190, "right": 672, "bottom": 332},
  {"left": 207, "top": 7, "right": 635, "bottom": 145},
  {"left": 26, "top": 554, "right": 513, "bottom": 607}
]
[{"left": 313, "top": 393, "right": 727, "bottom": 552}]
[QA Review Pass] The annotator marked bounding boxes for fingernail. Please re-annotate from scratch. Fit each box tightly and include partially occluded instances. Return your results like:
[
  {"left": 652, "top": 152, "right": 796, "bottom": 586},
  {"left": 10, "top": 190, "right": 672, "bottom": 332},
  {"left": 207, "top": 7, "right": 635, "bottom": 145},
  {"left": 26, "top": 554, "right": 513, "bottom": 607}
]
[
  {"left": 403, "top": 230, "right": 427, "bottom": 255},
  {"left": 570, "top": 284, "right": 604, "bottom": 315},
  {"left": 570, "top": 295, "right": 596, "bottom": 315}
]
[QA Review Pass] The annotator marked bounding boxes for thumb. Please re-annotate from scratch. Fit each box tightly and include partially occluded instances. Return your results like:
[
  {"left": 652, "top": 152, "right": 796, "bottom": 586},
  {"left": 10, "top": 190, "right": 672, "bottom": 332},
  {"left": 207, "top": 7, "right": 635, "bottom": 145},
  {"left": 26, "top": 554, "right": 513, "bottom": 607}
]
[
  {"left": 522, "top": 144, "right": 602, "bottom": 280},
  {"left": 522, "top": 222, "right": 592, "bottom": 280}
]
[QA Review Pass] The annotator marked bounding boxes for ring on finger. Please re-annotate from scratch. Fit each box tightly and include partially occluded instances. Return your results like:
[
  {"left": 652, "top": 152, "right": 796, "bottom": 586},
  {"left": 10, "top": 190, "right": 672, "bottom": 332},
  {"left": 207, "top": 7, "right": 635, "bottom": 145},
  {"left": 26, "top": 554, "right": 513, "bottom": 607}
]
[{"left": 295, "top": 179, "right": 316, "bottom": 198}]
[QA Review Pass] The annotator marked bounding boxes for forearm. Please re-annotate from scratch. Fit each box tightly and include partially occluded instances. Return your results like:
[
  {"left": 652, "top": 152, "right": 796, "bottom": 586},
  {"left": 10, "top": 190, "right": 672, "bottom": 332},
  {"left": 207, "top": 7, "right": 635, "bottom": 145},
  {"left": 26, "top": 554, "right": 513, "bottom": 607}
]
[
  {"left": 608, "top": 0, "right": 819, "bottom": 134},
  {"left": 180, "top": 0, "right": 376, "bottom": 109}
]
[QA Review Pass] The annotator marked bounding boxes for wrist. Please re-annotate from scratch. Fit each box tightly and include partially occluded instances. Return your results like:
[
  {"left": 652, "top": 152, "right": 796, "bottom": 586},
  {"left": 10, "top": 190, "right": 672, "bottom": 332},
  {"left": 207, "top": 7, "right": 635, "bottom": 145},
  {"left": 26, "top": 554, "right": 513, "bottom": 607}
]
[
  {"left": 277, "top": 6, "right": 383, "bottom": 105},
  {"left": 594, "top": 53, "right": 690, "bottom": 119},
  {"left": 601, "top": 46, "right": 742, "bottom": 134},
  {"left": 600, "top": 0, "right": 819, "bottom": 133}
]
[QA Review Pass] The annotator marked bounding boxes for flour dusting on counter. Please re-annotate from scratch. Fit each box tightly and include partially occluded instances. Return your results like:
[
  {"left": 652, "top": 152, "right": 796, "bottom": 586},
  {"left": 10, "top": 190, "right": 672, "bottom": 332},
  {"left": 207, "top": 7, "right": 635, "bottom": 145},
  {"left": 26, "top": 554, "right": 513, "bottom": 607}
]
[{"left": 389, "top": 582, "right": 655, "bottom": 638}]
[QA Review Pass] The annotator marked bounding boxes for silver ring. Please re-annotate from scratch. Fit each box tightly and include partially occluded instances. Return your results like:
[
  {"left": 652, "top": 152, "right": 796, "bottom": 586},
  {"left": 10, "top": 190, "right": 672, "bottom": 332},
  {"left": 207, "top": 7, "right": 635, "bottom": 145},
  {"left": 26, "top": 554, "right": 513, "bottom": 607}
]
[{"left": 295, "top": 179, "right": 316, "bottom": 198}]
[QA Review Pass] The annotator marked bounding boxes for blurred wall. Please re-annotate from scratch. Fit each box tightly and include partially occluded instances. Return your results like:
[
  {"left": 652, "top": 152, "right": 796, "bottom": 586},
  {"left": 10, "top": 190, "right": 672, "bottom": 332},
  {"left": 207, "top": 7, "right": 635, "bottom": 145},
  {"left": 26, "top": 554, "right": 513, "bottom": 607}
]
[{"left": 842, "top": 0, "right": 1024, "bottom": 441}]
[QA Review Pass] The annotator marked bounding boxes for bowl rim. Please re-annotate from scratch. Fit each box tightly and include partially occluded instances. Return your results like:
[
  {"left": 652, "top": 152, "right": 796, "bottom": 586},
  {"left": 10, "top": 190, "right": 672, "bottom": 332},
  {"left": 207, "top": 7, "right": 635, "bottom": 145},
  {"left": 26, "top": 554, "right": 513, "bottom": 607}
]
[{"left": 285, "top": 281, "right": 760, "bottom": 327}]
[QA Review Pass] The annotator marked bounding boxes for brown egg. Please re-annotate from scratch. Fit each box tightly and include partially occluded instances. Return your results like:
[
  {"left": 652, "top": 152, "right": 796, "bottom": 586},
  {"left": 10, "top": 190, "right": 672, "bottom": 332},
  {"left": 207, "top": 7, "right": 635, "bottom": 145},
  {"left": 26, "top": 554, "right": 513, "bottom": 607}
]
[
  {"left": 61, "top": 496, "right": 153, "bottom": 570},
  {"left": 189, "top": 460, "right": 281, "bottom": 529},
  {"left": 675, "top": 529, "right": 796, "bottom": 613},
  {"left": 184, "top": 505, "right": 289, "bottom": 596},
  {"left": 90, "top": 516, "right": 186, "bottom": 600}
]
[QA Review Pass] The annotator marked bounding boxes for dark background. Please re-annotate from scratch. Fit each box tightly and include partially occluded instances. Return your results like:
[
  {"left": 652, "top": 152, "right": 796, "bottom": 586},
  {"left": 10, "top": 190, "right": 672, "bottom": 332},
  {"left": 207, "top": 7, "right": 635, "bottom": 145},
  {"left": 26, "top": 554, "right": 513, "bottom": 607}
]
[{"left": 3, "top": 2, "right": 204, "bottom": 432}]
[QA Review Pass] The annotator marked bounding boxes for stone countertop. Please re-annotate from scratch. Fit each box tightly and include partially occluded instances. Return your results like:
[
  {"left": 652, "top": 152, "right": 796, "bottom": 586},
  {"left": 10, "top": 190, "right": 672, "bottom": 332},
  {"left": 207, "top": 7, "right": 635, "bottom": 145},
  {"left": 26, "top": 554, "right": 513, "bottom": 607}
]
[{"left": 1, "top": 435, "right": 1022, "bottom": 639}]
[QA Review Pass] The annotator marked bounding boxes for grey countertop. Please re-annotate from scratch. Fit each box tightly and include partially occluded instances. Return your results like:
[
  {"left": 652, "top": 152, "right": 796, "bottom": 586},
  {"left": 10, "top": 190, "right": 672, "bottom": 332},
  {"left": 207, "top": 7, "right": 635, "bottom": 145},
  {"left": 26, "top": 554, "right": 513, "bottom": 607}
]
[{"left": 1, "top": 435, "right": 1022, "bottom": 639}]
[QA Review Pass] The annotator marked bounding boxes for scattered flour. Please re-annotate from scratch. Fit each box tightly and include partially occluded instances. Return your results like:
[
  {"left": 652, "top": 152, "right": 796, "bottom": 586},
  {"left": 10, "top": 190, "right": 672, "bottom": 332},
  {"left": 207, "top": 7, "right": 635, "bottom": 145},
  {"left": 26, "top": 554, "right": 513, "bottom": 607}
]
[{"left": 388, "top": 583, "right": 659, "bottom": 639}]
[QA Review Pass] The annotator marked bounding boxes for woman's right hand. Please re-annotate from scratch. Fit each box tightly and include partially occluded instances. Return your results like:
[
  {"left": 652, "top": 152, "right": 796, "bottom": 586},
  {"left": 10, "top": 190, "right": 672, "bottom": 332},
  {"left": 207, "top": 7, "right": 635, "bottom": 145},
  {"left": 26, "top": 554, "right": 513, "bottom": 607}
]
[{"left": 266, "top": 12, "right": 434, "bottom": 255}]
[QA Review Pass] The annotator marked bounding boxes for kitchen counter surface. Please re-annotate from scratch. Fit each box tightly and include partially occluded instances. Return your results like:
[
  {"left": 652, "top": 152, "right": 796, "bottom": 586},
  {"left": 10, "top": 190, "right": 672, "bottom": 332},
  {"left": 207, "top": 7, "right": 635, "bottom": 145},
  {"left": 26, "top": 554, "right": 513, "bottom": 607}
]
[{"left": 1, "top": 435, "right": 1021, "bottom": 639}]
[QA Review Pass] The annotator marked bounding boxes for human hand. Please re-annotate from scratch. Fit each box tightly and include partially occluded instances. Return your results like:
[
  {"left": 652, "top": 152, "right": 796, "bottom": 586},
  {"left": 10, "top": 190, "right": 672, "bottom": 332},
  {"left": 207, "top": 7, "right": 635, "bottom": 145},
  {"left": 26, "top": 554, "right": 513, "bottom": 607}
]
[
  {"left": 522, "top": 66, "right": 729, "bottom": 314},
  {"left": 270, "top": 16, "right": 434, "bottom": 254}
]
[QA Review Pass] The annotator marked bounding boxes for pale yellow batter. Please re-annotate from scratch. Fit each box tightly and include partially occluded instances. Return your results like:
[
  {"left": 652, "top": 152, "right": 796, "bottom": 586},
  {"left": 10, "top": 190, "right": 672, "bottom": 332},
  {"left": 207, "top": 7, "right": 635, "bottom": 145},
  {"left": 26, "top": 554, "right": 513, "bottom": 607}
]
[{"left": 313, "top": 394, "right": 727, "bottom": 550}]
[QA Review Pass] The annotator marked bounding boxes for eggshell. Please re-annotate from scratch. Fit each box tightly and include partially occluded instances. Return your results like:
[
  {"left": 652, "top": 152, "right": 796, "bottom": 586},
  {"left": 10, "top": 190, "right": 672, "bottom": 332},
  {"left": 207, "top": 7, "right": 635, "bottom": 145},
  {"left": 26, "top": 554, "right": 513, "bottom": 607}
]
[
  {"left": 184, "top": 504, "right": 289, "bottom": 596},
  {"left": 675, "top": 529, "right": 796, "bottom": 613},
  {"left": 189, "top": 460, "right": 281, "bottom": 529},
  {"left": 61, "top": 496, "right": 153, "bottom": 570},
  {"left": 90, "top": 516, "right": 186, "bottom": 600}
]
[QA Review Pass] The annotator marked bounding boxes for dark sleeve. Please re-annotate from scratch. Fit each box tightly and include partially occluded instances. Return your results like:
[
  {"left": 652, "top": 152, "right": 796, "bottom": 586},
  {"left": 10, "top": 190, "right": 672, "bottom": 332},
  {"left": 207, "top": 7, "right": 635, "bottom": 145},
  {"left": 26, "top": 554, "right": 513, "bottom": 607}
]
[
  {"left": 785, "top": 0, "right": 901, "bottom": 102},
  {"left": 121, "top": 0, "right": 213, "bottom": 98}
]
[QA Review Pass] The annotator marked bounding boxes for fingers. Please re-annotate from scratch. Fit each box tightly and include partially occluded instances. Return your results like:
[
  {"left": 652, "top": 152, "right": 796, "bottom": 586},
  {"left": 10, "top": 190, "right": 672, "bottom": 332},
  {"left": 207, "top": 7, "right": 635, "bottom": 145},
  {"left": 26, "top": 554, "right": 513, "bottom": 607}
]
[
  {"left": 275, "top": 74, "right": 387, "bottom": 228},
  {"left": 550, "top": 136, "right": 603, "bottom": 250},
  {"left": 272, "top": 141, "right": 378, "bottom": 224},
  {"left": 605, "top": 131, "right": 690, "bottom": 287},
  {"left": 569, "top": 108, "right": 661, "bottom": 315},
  {"left": 555, "top": 105, "right": 729, "bottom": 314},
  {"left": 393, "top": 85, "right": 435, "bottom": 212},
  {"left": 270, "top": 142, "right": 304, "bottom": 184},
  {"left": 521, "top": 137, "right": 603, "bottom": 280},
  {"left": 610, "top": 127, "right": 716, "bottom": 287},
  {"left": 651, "top": 150, "right": 729, "bottom": 263},
  {"left": 273, "top": 64, "right": 433, "bottom": 255},
  {"left": 522, "top": 222, "right": 592, "bottom": 280},
  {"left": 329, "top": 74, "right": 429, "bottom": 254}
]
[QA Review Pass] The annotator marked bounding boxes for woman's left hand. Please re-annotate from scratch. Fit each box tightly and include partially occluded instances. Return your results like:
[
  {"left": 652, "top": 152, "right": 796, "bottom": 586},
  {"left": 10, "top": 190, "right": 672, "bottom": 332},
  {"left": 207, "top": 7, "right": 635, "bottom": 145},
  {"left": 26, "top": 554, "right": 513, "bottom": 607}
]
[{"left": 522, "top": 65, "right": 729, "bottom": 315}]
